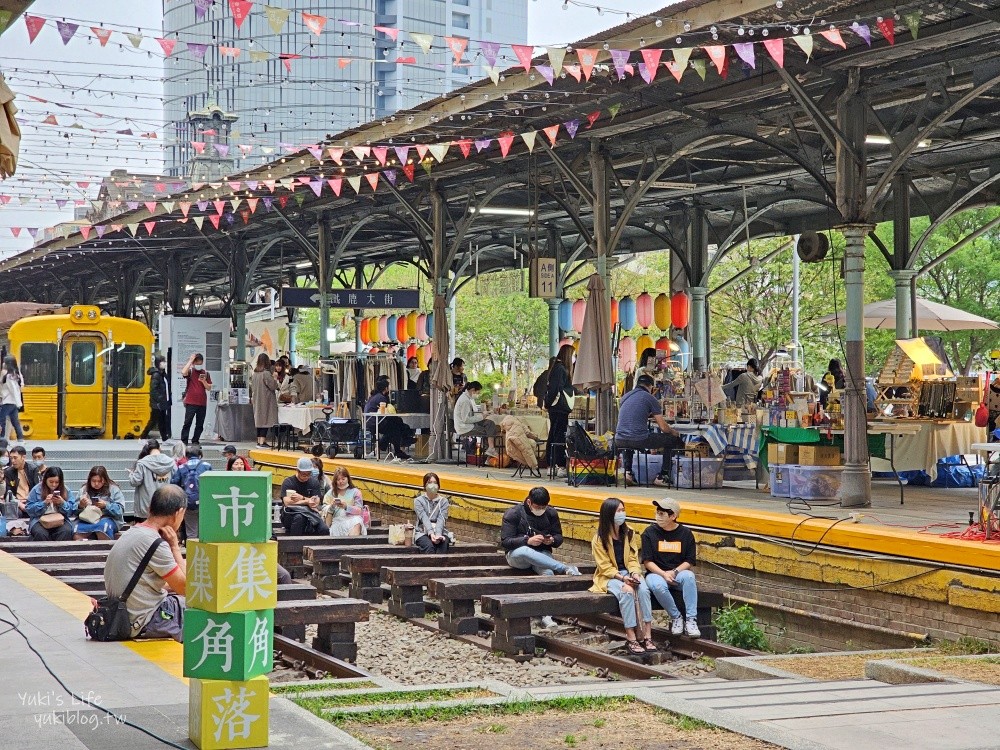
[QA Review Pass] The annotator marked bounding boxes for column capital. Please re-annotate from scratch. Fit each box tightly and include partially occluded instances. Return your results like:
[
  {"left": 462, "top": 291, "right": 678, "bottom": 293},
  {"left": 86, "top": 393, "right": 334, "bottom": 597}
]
[
  {"left": 836, "top": 223, "right": 876, "bottom": 236},
  {"left": 889, "top": 269, "right": 917, "bottom": 281},
  {"left": 688, "top": 286, "right": 708, "bottom": 297}
]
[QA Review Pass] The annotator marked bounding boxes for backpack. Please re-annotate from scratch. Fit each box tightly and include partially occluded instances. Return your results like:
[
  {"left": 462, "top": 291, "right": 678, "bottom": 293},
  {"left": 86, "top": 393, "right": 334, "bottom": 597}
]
[
  {"left": 566, "top": 421, "right": 602, "bottom": 459},
  {"left": 179, "top": 459, "right": 210, "bottom": 510}
]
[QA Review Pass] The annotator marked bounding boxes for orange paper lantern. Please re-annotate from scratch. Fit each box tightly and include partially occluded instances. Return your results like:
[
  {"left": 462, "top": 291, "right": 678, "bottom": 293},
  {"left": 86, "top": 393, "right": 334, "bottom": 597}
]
[
  {"left": 610, "top": 297, "right": 619, "bottom": 327},
  {"left": 671, "top": 291, "right": 690, "bottom": 329},
  {"left": 359, "top": 318, "right": 371, "bottom": 345},
  {"left": 656, "top": 335, "right": 671, "bottom": 351},
  {"left": 396, "top": 316, "right": 408, "bottom": 342}
]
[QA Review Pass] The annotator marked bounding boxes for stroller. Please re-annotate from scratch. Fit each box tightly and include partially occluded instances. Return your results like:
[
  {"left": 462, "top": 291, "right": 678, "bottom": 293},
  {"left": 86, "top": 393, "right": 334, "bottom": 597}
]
[{"left": 308, "top": 411, "right": 364, "bottom": 459}]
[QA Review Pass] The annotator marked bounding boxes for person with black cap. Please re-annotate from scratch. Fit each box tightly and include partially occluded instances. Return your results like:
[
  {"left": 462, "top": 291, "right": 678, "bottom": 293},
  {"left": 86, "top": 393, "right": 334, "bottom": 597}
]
[
  {"left": 722, "top": 358, "right": 763, "bottom": 406},
  {"left": 641, "top": 498, "right": 700, "bottom": 638},
  {"left": 614, "top": 375, "right": 683, "bottom": 487},
  {"left": 222, "top": 445, "right": 237, "bottom": 462}
]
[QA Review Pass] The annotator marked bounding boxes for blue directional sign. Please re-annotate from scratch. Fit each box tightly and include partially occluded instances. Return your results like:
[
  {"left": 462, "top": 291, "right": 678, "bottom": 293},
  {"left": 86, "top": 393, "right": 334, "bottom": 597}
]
[{"left": 280, "top": 287, "right": 420, "bottom": 309}]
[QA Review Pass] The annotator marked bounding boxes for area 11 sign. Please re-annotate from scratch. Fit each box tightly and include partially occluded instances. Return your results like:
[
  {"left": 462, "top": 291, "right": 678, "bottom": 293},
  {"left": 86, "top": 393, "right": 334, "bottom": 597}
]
[{"left": 280, "top": 288, "right": 420, "bottom": 309}]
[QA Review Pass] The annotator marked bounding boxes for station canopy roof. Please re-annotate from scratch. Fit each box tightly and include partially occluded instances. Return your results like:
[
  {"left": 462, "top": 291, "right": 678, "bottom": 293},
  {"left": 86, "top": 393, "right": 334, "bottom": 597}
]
[{"left": 3, "top": 0, "right": 1000, "bottom": 307}]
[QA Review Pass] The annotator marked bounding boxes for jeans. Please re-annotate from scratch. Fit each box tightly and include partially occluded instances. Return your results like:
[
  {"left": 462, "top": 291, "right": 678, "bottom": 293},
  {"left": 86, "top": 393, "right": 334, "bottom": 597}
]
[
  {"left": 0, "top": 403, "right": 24, "bottom": 441},
  {"left": 181, "top": 404, "right": 207, "bottom": 444},
  {"left": 74, "top": 517, "right": 118, "bottom": 539},
  {"left": 30, "top": 520, "right": 74, "bottom": 541},
  {"left": 607, "top": 570, "right": 653, "bottom": 629},
  {"left": 506, "top": 546, "right": 568, "bottom": 575},
  {"left": 546, "top": 410, "right": 569, "bottom": 468},
  {"left": 646, "top": 570, "right": 698, "bottom": 618}
]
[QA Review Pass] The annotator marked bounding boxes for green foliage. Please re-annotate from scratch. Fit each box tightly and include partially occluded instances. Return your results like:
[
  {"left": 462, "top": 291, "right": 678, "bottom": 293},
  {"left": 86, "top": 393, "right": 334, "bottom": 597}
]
[
  {"left": 712, "top": 604, "right": 770, "bottom": 651},
  {"left": 564, "top": 734, "right": 578, "bottom": 747},
  {"left": 478, "top": 723, "right": 508, "bottom": 734},
  {"left": 293, "top": 687, "right": 490, "bottom": 712},
  {"left": 270, "top": 680, "right": 377, "bottom": 694},
  {"left": 936, "top": 636, "right": 996, "bottom": 655}
]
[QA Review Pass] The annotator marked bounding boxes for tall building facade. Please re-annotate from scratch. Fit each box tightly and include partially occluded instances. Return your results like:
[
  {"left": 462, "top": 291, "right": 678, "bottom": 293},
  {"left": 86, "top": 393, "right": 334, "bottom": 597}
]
[{"left": 163, "top": 0, "right": 527, "bottom": 178}]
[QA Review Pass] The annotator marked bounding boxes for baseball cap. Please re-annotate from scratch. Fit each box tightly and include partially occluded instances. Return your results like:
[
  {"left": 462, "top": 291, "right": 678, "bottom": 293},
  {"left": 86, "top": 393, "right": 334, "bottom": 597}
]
[
  {"left": 296, "top": 457, "right": 314, "bottom": 472},
  {"left": 652, "top": 498, "right": 680, "bottom": 516},
  {"left": 223, "top": 445, "right": 237, "bottom": 455}
]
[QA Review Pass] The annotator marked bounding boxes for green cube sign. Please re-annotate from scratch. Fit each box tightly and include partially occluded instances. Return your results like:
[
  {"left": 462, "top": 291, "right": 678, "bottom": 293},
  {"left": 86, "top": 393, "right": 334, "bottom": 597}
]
[
  {"left": 183, "top": 608, "right": 274, "bottom": 682},
  {"left": 198, "top": 472, "right": 272, "bottom": 544}
]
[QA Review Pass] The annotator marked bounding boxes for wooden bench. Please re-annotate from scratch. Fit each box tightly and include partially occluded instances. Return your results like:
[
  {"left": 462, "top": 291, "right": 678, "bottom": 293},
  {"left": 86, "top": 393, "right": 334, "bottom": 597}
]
[
  {"left": 277, "top": 533, "right": 388, "bottom": 577},
  {"left": 480, "top": 591, "right": 620, "bottom": 656},
  {"left": 342, "top": 552, "right": 507, "bottom": 604},
  {"left": 305, "top": 542, "right": 498, "bottom": 592},
  {"left": 428, "top": 570, "right": 597, "bottom": 634},
  {"left": 381, "top": 565, "right": 535, "bottom": 619},
  {"left": 0, "top": 540, "right": 115, "bottom": 553},
  {"left": 12, "top": 551, "right": 117, "bottom": 565},
  {"left": 273, "top": 598, "right": 369, "bottom": 662}
]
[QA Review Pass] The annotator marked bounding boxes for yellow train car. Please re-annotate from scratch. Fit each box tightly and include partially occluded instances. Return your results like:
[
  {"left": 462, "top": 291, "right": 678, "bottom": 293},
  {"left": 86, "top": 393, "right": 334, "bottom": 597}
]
[{"left": 2, "top": 305, "right": 154, "bottom": 440}]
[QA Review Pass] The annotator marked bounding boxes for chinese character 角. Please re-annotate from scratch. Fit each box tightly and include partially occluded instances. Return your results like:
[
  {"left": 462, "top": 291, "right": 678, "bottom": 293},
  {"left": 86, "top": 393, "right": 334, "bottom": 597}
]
[{"left": 192, "top": 619, "right": 234, "bottom": 673}]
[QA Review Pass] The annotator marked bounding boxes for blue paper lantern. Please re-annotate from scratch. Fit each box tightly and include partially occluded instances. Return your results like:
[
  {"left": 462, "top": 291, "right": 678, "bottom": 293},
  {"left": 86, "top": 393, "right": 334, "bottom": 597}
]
[
  {"left": 558, "top": 299, "right": 574, "bottom": 332},
  {"left": 619, "top": 295, "right": 637, "bottom": 330},
  {"left": 386, "top": 314, "right": 398, "bottom": 342},
  {"left": 425, "top": 311, "right": 434, "bottom": 338}
]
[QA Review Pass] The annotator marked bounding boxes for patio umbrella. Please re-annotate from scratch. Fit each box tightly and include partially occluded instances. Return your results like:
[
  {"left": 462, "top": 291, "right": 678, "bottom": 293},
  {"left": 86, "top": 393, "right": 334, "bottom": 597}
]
[
  {"left": 573, "top": 273, "right": 615, "bottom": 433},
  {"left": 427, "top": 294, "right": 451, "bottom": 461},
  {"left": 0, "top": 302, "right": 60, "bottom": 332},
  {"left": 818, "top": 297, "right": 998, "bottom": 331},
  {"left": 0, "top": 75, "right": 20, "bottom": 179}
]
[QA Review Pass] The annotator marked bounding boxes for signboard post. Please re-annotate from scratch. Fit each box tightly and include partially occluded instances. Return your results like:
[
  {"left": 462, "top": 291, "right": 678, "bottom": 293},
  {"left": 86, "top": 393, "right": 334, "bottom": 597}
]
[
  {"left": 529, "top": 258, "right": 558, "bottom": 299},
  {"left": 280, "top": 288, "right": 419, "bottom": 309}
]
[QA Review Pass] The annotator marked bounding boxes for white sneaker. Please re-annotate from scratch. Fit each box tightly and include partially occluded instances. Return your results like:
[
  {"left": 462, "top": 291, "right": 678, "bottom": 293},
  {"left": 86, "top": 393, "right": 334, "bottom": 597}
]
[
  {"left": 541, "top": 616, "right": 557, "bottom": 628},
  {"left": 670, "top": 617, "right": 684, "bottom": 635},
  {"left": 685, "top": 618, "right": 701, "bottom": 638},
  {"left": 555, "top": 467, "right": 568, "bottom": 478},
  {"left": 563, "top": 565, "right": 581, "bottom": 576}
]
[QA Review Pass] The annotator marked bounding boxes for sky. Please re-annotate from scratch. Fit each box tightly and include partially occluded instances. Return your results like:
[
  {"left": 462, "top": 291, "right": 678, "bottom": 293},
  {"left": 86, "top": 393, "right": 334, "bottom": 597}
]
[{"left": 0, "top": 0, "right": 671, "bottom": 258}]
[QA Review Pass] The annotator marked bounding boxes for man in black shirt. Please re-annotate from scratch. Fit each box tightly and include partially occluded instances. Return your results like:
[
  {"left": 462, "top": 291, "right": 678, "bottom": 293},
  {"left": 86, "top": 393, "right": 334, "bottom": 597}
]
[
  {"left": 278, "top": 456, "right": 328, "bottom": 535},
  {"left": 641, "top": 498, "right": 700, "bottom": 638}
]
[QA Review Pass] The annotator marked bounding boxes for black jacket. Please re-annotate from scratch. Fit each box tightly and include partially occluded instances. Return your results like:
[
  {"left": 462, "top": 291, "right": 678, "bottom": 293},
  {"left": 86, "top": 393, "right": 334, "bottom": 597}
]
[
  {"left": 148, "top": 368, "right": 169, "bottom": 410},
  {"left": 532, "top": 370, "right": 549, "bottom": 409},
  {"left": 4, "top": 463, "right": 39, "bottom": 499},
  {"left": 544, "top": 362, "right": 572, "bottom": 414},
  {"left": 500, "top": 501, "right": 564, "bottom": 553}
]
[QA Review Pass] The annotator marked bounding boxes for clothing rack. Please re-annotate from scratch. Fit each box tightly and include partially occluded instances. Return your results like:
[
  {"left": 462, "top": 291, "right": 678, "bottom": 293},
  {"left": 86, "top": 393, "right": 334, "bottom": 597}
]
[{"left": 320, "top": 353, "right": 403, "bottom": 416}]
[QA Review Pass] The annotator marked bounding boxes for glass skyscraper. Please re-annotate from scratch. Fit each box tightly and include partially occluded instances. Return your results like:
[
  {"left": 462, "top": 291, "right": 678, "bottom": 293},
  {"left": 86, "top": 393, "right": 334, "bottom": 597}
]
[{"left": 163, "top": 0, "right": 527, "bottom": 177}]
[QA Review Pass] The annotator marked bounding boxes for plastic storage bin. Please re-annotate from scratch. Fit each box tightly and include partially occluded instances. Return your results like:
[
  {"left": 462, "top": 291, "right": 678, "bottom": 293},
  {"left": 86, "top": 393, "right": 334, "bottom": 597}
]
[
  {"left": 634, "top": 453, "right": 664, "bottom": 485},
  {"left": 672, "top": 456, "right": 725, "bottom": 489},
  {"left": 789, "top": 465, "right": 843, "bottom": 500},
  {"left": 769, "top": 464, "right": 793, "bottom": 498}
]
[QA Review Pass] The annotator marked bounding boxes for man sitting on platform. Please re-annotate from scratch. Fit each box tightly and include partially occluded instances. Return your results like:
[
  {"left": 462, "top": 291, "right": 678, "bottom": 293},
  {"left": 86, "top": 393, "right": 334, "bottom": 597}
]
[
  {"left": 641, "top": 498, "right": 700, "bottom": 638},
  {"left": 615, "top": 375, "right": 684, "bottom": 487},
  {"left": 104, "top": 485, "right": 187, "bottom": 641}
]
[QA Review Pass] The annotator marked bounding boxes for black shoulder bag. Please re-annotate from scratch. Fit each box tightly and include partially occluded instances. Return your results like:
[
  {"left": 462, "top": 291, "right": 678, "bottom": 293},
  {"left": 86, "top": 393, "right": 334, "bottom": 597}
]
[{"left": 85, "top": 538, "right": 163, "bottom": 642}]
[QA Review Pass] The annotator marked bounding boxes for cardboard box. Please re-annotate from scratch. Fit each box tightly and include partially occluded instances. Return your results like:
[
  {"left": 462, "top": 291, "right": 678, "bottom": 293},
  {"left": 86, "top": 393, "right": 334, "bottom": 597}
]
[
  {"left": 798, "top": 445, "right": 842, "bottom": 466},
  {"left": 767, "top": 443, "right": 799, "bottom": 465}
]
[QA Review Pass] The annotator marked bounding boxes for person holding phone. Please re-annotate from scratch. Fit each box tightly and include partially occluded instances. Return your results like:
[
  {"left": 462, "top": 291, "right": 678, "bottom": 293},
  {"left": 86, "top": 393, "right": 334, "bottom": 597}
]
[
  {"left": 25, "top": 466, "right": 77, "bottom": 541},
  {"left": 277, "top": 457, "right": 328, "bottom": 535},
  {"left": 501, "top": 486, "right": 581, "bottom": 577},
  {"left": 180, "top": 352, "right": 212, "bottom": 446},
  {"left": 590, "top": 497, "right": 655, "bottom": 654}
]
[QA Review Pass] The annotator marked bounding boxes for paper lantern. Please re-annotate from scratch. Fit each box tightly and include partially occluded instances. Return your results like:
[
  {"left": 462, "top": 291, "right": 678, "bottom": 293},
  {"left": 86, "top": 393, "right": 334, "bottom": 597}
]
[
  {"left": 572, "top": 338, "right": 580, "bottom": 352},
  {"left": 618, "top": 336, "right": 636, "bottom": 372},
  {"left": 369, "top": 346, "right": 379, "bottom": 354},
  {"left": 636, "top": 291, "right": 654, "bottom": 328},
  {"left": 636, "top": 333, "right": 655, "bottom": 357},
  {"left": 416, "top": 346, "right": 428, "bottom": 369},
  {"left": 559, "top": 337, "right": 573, "bottom": 350},
  {"left": 387, "top": 314, "right": 398, "bottom": 342},
  {"left": 359, "top": 318, "right": 371, "bottom": 345},
  {"left": 377, "top": 315, "right": 388, "bottom": 342},
  {"left": 572, "top": 299, "right": 586, "bottom": 332},
  {"left": 425, "top": 341, "right": 433, "bottom": 359},
  {"left": 656, "top": 335, "right": 671, "bottom": 351},
  {"left": 416, "top": 313, "right": 428, "bottom": 340},
  {"left": 406, "top": 310, "right": 418, "bottom": 339},
  {"left": 610, "top": 297, "right": 619, "bottom": 327},
  {"left": 619, "top": 295, "right": 636, "bottom": 330},
  {"left": 425, "top": 311, "right": 434, "bottom": 338},
  {"left": 396, "top": 316, "right": 408, "bottom": 342},
  {"left": 671, "top": 291, "right": 690, "bottom": 329},
  {"left": 558, "top": 299, "right": 574, "bottom": 332},
  {"left": 406, "top": 343, "right": 418, "bottom": 360},
  {"left": 654, "top": 293, "right": 670, "bottom": 330}
]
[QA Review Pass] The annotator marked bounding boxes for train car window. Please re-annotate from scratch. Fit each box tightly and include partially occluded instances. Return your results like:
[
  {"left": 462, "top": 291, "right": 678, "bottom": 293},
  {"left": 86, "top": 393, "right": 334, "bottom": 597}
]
[
  {"left": 110, "top": 345, "right": 146, "bottom": 389},
  {"left": 71, "top": 341, "right": 97, "bottom": 386},
  {"left": 21, "top": 343, "right": 58, "bottom": 386}
]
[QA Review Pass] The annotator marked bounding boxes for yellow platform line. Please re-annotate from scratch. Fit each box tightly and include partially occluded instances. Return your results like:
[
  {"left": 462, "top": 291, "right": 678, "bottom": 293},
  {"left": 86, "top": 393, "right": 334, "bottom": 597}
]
[
  {"left": 0, "top": 549, "right": 185, "bottom": 682},
  {"left": 251, "top": 448, "right": 1000, "bottom": 572}
]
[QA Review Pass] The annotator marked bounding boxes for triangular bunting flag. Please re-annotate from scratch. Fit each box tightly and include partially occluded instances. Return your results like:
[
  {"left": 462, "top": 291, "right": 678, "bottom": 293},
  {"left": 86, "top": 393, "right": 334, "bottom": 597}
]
[
  {"left": 309, "top": 180, "right": 323, "bottom": 197},
  {"left": 278, "top": 195, "right": 289, "bottom": 209},
  {"left": 91, "top": 26, "right": 112, "bottom": 46},
  {"left": 409, "top": 32, "right": 433, "bottom": 53},
  {"left": 497, "top": 132, "right": 515, "bottom": 157},
  {"left": 850, "top": 22, "right": 872, "bottom": 46},
  {"left": 337, "top": 58, "right": 351, "bottom": 68},
  {"left": 521, "top": 131, "right": 537, "bottom": 152},
  {"left": 194, "top": 0, "right": 212, "bottom": 20},
  {"left": 763, "top": 38, "right": 784, "bottom": 67},
  {"left": 703, "top": 45, "right": 727, "bottom": 75},
  {"left": 384, "top": 169, "right": 397, "bottom": 186},
  {"left": 577, "top": 49, "right": 598, "bottom": 80},
  {"left": 127, "top": 32, "right": 143, "bottom": 48},
  {"left": 903, "top": 11, "right": 921, "bottom": 38},
  {"left": 445, "top": 36, "right": 468, "bottom": 64},
  {"left": 95, "top": 225, "right": 107, "bottom": 238},
  {"left": 564, "top": 120, "right": 580, "bottom": 139},
  {"left": 421, "top": 160, "right": 433, "bottom": 176},
  {"left": 402, "top": 163, "right": 415, "bottom": 182},
  {"left": 347, "top": 175, "right": 363, "bottom": 194},
  {"left": 394, "top": 145, "right": 410, "bottom": 165},
  {"left": 208, "top": 214, "right": 221, "bottom": 229},
  {"left": 327, "top": 147, "right": 344, "bottom": 164},
  {"left": 247, "top": 197, "right": 259, "bottom": 213},
  {"left": 365, "top": 172, "right": 379, "bottom": 191},
  {"left": 144, "top": 221, "right": 156, "bottom": 236},
  {"left": 193, "top": 215, "right": 205, "bottom": 230},
  {"left": 484, "top": 65, "right": 500, "bottom": 85},
  {"left": 563, "top": 64, "right": 581, "bottom": 82},
  {"left": 610, "top": 50, "right": 630, "bottom": 79},
  {"left": 327, "top": 178, "right": 342, "bottom": 196},
  {"left": 56, "top": 21, "right": 78, "bottom": 45},
  {"left": 230, "top": 0, "right": 253, "bottom": 28},
  {"left": 156, "top": 37, "right": 177, "bottom": 56},
  {"left": 820, "top": 28, "right": 846, "bottom": 49},
  {"left": 428, "top": 143, "right": 449, "bottom": 163},
  {"left": 793, "top": 34, "right": 813, "bottom": 60},
  {"left": 213, "top": 200, "right": 226, "bottom": 215},
  {"left": 512, "top": 44, "right": 534, "bottom": 71},
  {"left": 144, "top": 201, "right": 157, "bottom": 213},
  {"left": 547, "top": 47, "right": 567, "bottom": 72},
  {"left": 249, "top": 50, "right": 270, "bottom": 62},
  {"left": 196, "top": 200, "right": 208, "bottom": 211},
  {"left": 80, "top": 226, "right": 92, "bottom": 241},
  {"left": 542, "top": 124, "right": 560, "bottom": 146},
  {"left": 415, "top": 144, "right": 429, "bottom": 160},
  {"left": 374, "top": 25, "right": 398, "bottom": 41},
  {"left": 24, "top": 15, "right": 45, "bottom": 44},
  {"left": 665, "top": 60, "right": 683, "bottom": 82},
  {"left": 352, "top": 145, "right": 371, "bottom": 162},
  {"left": 640, "top": 49, "right": 662, "bottom": 82},
  {"left": 479, "top": 40, "right": 500, "bottom": 68},
  {"left": 307, "top": 144, "right": 324, "bottom": 162},
  {"left": 607, "top": 103, "right": 622, "bottom": 119},
  {"left": 230, "top": 198, "right": 242, "bottom": 211},
  {"left": 536, "top": 65, "right": 554, "bottom": 85},
  {"left": 474, "top": 138, "right": 491, "bottom": 153},
  {"left": 264, "top": 6, "right": 290, "bottom": 34},
  {"left": 180, "top": 202, "right": 192, "bottom": 217},
  {"left": 585, "top": 111, "right": 600, "bottom": 129},
  {"left": 187, "top": 42, "right": 208, "bottom": 58},
  {"left": 302, "top": 12, "right": 328, "bottom": 36},
  {"left": 673, "top": 47, "right": 693, "bottom": 70},
  {"left": 127, "top": 223, "right": 139, "bottom": 237},
  {"left": 220, "top": 45, "right": 241, "bottom": 58},
  {"left": 733, "top": 42, "right": 755, "bottom": 68},
  {"left": 10, "top": 228, "right": 21, "bottom": 238},
  {"left": 372, "top": 146, "right": 388, "bottom": 166},
  {"left": 456, "top": 139, "right": 472, "bottom": 158},
  {"left": 877, "top": 17, "right": 895, "bottom": 45}
]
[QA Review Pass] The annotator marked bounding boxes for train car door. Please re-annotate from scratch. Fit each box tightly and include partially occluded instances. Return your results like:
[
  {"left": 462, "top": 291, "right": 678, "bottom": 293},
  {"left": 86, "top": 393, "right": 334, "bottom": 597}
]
[{"left": 61, "top": 332, "right": 107, "bottom": 437}]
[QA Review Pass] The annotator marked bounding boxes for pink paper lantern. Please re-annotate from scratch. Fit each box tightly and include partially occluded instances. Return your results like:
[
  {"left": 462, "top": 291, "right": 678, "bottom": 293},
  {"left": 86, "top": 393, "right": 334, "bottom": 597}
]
[
  {"left": 636, "top": 291, "right": 654, "bottom": 328},
  {"left": 572, "top": 299, "right": 586, "bottom": 332},
  {"left": 618, "top": 336, "right": 636, "bottom": 371},
  {"left": 377, "top": 315, "right": 388, "bottom": 342},
  {"left": 416, "top": 313, "right": 428, "bottom": 340}
]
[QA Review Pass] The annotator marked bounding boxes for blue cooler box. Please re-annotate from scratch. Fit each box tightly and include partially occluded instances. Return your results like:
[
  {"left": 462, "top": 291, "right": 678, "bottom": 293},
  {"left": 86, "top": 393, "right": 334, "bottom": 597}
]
[{"left": 770, "top": 464, "right": 793, "bottom": 498}]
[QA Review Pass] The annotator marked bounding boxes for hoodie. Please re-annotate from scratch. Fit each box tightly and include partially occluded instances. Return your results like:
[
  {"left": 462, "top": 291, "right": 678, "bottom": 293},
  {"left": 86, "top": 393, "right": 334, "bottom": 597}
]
[
  {"left": 127, "top": 451, "right": 177, "bottom": 519},
  {"left": 148, "top": 361, "right": 168, "bottom": 410}
]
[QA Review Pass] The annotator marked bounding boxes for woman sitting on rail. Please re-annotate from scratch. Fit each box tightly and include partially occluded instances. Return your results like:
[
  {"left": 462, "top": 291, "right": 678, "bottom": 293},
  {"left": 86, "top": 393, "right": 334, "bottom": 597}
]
[
  {"left": 25, "top": 466, "right": 78, "bottom": 542},
  {"left": 590, "top": 497, "right": 656, "bottom": 655},
  {"left": 413, "top": 471, "right": 451, "bottom": 553},
  {"left": 74, "top": 465, "right": 125, "bottom": 540},
  {"left": 323, "top": 466, "right": 368, "bottom": 537}
]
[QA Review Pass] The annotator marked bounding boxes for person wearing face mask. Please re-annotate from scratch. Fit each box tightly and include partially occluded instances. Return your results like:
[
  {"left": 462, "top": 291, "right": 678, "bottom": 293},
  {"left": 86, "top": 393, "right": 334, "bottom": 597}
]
[
  {"left": 412, "top": 472, "right": 451, "bottom": 553},
  {"left": 310, "top": 456, "right": 331, "bottom": 496},
  {"left": 180, "top": 352, "right": 212, "bottom": 445},
  {"left": 642, "top": 498, "right": 700, "bottom": 638},
  {"left": 501, "top": 487, "right": 581, "bottom": 585},
  {"left": 141, "top": 353, "right": 171, "bottom": 441},
  {"left": 405, "top": 356, "right": 422, "bottom": 391},
  {"left": 323, "top": 466, "right": 367, "bottom": 537},
  {"left": 590, "top": 498, "right": 655, "bottom": 654}
]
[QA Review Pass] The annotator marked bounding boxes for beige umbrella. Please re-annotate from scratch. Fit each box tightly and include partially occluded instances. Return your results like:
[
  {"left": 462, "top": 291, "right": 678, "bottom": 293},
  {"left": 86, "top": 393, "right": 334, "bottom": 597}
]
[
  {"left": 427, "top": 294, "right": 451, "bottom": 461},
  {"left": 0, "top": 75, "right": 21, "bottom": 179},
  {"left": 0, "top": 301, "right": 61, "bottom": 332},
  {"left": 573, "top": 273, "right": 615, "bottom": 433},
  {"left": 818, "top": 297, "right": 998, "bottom": 331}
]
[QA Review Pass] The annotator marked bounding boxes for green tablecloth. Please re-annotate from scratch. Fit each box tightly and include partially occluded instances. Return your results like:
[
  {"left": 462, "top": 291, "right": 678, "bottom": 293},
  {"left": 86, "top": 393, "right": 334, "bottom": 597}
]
[{"left": 759, "top": 427, "right": 886, "bottom": 471}]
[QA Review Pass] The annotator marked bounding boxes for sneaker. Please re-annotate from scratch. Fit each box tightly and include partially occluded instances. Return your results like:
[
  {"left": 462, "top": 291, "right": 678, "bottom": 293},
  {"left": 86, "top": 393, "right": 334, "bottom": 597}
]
[
  {"left": 670, "top": 616, "right": 684, "bottom": 635},
  {"left": 685, "top": 618, "right": 701, "bottom": 638},
  {"left": 541, "top": 616, "right": 557, "bottom": 629},
  {"left": 564, "top": 565, "right": 581, "bottom": 576},
  {"left": 555, "top": 467, "right": 568, "bottom": 478}
]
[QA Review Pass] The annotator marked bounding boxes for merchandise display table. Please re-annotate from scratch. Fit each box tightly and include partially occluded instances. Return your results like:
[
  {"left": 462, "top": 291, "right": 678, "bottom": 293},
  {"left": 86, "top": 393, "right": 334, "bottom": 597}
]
[
  {"left": 363, "top": 412, "right": 431, "bottom": 459},
  {"left": 869, "top": 421, "right": 985, "bottom": 482},
  {"left": 278, "top": 404, "right": 331, "bottom": 434},
  {"left": 214, "top": 403, "right": 255, "bottom": 442}
]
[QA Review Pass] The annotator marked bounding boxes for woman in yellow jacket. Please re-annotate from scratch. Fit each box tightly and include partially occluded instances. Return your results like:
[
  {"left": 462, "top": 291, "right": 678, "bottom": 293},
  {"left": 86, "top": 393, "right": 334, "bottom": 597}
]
[{"left": 590, "top": 497, "right": 656, "bottom": 655}]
